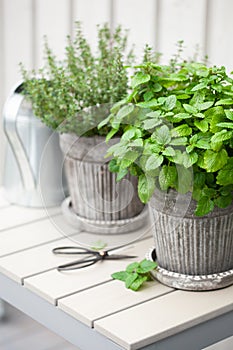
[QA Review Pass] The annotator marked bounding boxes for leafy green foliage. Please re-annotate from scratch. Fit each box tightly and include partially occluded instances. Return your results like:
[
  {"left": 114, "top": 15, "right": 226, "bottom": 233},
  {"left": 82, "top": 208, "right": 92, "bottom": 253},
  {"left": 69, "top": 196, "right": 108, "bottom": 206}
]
[
  {"left": 104, "top": 54, "right": 233, "bottom": 216},
  {"left": 20, "top": 22, "right": 134, "bottom": 136},
  {"left": 111, "top": 259, "right": 157, "bottom": 291}
]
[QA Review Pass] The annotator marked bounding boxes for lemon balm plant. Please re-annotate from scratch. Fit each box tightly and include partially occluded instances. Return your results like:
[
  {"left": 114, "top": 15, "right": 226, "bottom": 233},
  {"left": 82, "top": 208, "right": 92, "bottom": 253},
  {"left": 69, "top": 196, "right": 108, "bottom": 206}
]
[
  {"left": 102, "top": 60, "right": 233, "bottom": 216},
  {"left": 101, "top": 56, "right": 233, "bottom": 290}
]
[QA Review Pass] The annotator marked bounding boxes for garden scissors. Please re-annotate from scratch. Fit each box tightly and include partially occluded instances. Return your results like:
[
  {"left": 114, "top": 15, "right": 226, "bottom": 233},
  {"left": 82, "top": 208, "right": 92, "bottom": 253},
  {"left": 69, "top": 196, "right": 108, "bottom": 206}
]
[{"left": 52, "top": 245, "right": 137, "bottom": 271}]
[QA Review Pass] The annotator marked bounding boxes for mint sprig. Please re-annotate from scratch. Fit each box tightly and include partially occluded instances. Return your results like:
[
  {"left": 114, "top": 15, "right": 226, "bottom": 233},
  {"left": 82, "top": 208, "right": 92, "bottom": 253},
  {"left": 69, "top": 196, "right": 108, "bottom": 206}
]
[{"left": 111, "top": 259, "right": 157, "bottom": 291}]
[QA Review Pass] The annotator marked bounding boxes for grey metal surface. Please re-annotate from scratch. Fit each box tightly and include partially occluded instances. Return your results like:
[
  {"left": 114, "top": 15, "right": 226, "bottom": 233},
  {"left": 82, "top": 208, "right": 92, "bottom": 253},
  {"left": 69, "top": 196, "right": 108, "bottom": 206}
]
[
  {"left": 0, "top": 299, "right": 5, "bottom": 319},
  {"left": 3, "top": 81, "right": 67, "bottom": 208}
]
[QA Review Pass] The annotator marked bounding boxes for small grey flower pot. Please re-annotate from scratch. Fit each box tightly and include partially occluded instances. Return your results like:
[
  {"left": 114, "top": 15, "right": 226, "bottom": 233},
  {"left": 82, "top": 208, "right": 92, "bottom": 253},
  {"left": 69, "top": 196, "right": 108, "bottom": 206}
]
[
  {"left": 59, "top": 133, "right": 146, "bottom": 234},
  {"left": 149, "top": 189, "right": 233, "bottom": 290}
]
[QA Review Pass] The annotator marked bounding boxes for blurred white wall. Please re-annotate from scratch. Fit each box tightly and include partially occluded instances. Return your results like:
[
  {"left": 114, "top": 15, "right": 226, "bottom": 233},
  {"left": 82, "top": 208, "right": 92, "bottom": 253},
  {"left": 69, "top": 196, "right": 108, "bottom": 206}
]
[{"left": 1, "top": 0, "right": 233, "bottom": 184}]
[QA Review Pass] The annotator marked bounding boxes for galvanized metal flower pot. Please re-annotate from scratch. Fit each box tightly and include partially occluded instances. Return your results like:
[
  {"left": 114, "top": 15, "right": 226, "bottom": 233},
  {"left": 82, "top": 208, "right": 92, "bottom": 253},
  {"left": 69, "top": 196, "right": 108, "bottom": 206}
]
[
  {"left": 59, "top": 133, "right": 147, "bottom": 234},
  {"left": 148, "top": 189, "right": 233, "bottom": 291}
]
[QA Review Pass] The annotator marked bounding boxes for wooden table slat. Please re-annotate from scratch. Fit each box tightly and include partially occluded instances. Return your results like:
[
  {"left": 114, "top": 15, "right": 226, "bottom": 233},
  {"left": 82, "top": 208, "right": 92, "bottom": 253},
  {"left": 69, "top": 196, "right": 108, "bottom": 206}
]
[
  {"left": 58, "top": 279, "right": 173, "bottom": 327},
  {"left": 0, "top": 215, "right": 77, "bottom": 258},
  {"left": 95, "top": 285, "right": 233, "bottom": 350},
  {"left": 0, "top": 205, "right": 60, "bottom": 232},
  {"left": 0, "top": 237, "right": 88, "bottom": 283}
]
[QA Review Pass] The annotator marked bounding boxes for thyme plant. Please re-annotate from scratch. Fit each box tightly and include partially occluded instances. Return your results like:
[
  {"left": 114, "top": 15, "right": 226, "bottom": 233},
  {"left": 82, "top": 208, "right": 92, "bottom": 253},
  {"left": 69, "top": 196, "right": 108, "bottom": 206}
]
[{"left": 20, "top": 22, "right": 134, "bottom": 136}]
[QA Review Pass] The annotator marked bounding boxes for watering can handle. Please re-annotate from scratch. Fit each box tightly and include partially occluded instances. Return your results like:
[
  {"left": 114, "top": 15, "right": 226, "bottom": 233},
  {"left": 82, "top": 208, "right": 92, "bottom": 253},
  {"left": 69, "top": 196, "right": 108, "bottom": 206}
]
[{"left": 3, "top": 86, "right": 35, "bottom": 191}]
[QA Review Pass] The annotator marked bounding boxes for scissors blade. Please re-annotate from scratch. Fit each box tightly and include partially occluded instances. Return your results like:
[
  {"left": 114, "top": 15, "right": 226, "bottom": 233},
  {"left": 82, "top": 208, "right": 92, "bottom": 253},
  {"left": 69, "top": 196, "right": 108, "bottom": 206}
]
[{"left": 106, "top": 254, "right": 137, "bottom": 260}]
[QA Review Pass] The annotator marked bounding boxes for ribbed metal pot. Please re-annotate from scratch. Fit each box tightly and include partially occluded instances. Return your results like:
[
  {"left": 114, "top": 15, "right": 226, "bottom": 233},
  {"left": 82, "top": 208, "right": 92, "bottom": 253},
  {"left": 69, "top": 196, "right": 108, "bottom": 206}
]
[
  {"left": 149, "top": 189, "right": 233, "bottom": 290},
  {"left": 59, "top": 133, "right": 144, "bottom": 226}
]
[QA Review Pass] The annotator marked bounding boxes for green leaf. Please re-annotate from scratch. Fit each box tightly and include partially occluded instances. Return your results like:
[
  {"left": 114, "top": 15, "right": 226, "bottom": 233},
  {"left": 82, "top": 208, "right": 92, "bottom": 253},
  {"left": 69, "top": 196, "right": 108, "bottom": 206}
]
[
  {"left": 137, "top": 99, "right": 159, "bottom": 109},
  {"left": 170, "top": 149, "right": 183, "bottom": 164},
  {"left": 204, "top": 149, "right": 228, "bottom": 172},
  {"left": 220, "top": 185, "right": 233, "bottom": 196},
  {"left": 217, "top": 122, "right": 233, "bottom": 129},
  {"left": 153, "top": 83, "right": 162, "bottom": 92},
  {"left": 198, "top": 101, "right": 214, "bottom": 111},
  {"left": 91, "top": 240, "right": 107, "bottom": 251},
  {"left": 129, "top": 276, "right": 148, "bottom": 291},
  {"left": 152, "top": 125, "right": 171, "bottom": 145},
  {"left": 225, "top": 109, "right": 233, "bottom": 121},
  {"left": 214, "top": 195, "right": 232, "bottom": 209},
  {"left": 145, "top": 154, "right": 163, "bottom": 171},
  {"left": 126, "top": 262, "right": 140, "bottom": 273},
  {"left": 217, "top": 158, "right": 233, "bottom": 185},
  {"left": 143, "top": 118, "right": 162, "bottom": 130},
  {"left": 202, "top": 188, "right": 216, "bottom": 198},
  {"left": 159, "top": 165, "right": 177, "bottom": 191},
  {"left": 106, "top": 128, "right": 118, "bottom": 142},
  {"left": 137, "top": 259, "right": 157, "bottom": 273},
  {"left": 183, "top": 152, "right": 198, "bottom": 168},
  {"left": 191, "top": 82, "right": 207, "bottom": 91},
  {"left": 211, "top": 140, "right": 222, "bottom": 151},
  {"left": 125, "top": 273, "right": 138, "bottom": 288},
  {"left": 211, "top": 129, "right": 233, "bottom": 143},
  {"left": 143, "top": 90, "right": 154, "bottom": 101},
  {"left": 194, "top": 172, "right": 206, "bottom": 187},
  {"left": 190, "top": 90, "right": 205, "bottom": 107},
  {"left": 169, "top": 137, "right": 187, "bottom": 146},
  {"left": 138, "top": 174, "right": 156, "bottom": 203},
  {"left": 215, "top": 99, "right": 233, "bottom": 106},
  {"left": 186, "top": 144, "right": 194, "bottom": 153},
  {"left": 183, "top": 104, "right": 198, "bottom": 114},
  {"left": 116, "top": 104, "right": 134, "bottom": 120},
  {"left": 108, "top": 159, "right": 119, "bottom": 173},
  {"left": 107, "top": 143, "right": 128, "bottom": 158},
  {"left": 173, "top": 113, "right": 191, "bottom": 121},
  {"left": 131, "top": 138, "right": 144, "bottom": 147},
  {"left": 98, "top": 115, "right": 111, "bottom": 129},
  {"left": 121, "top": 127, "right": 141, "bottom": 141},
  {"left": 110, "top": 99, "right": 127, "bottom": 113},
  {"left": 177, "top": 94, "right": 190, "bottom": 100},
  {"left": 116, "top": 168, "right": 128, "bottom": 181},
  {"left": 120, "top": 151, "right": 139, "bottom": 169},
  {"left": 131, "top": 72, "right": 150, "bottom": 89},
  {"left": 111, "top": 271, "right": 129, "bottom": 282},
  {"left": 171, "top": 124, "right": 192, "bottom": 137},
  {"left": 194, "top": 119, "right": 209, "bottom": 132},
  {"left": 162, "top": 146, "right": 176, "bottom": 157},
  {"left": 194, "top": 133, "right": 212, "bottom": 149},
  {"left": 146, "top": 110, "right": 161, "bottom": 118},
  {"left": 164, "top": 95, "right": 177, "bottom": 111},
  {"left": 195, "top": 196, "right": 214, "bottom": 216}
]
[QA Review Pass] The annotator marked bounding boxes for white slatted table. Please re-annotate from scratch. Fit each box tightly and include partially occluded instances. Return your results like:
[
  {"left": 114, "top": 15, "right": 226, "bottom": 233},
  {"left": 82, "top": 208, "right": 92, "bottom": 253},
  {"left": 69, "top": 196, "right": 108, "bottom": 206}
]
[{"left": 0, "top": 190, "right": 233, "bottom": 350}]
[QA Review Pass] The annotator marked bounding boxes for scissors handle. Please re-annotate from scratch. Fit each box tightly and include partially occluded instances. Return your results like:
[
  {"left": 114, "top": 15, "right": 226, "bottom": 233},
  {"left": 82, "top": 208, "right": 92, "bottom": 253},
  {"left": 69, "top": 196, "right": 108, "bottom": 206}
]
[
  {"left": 52, "top": 246, "right": 96, "bottom": 256},
  {"left": 57, "top": 256, "right": 99, "bottom": 271}
]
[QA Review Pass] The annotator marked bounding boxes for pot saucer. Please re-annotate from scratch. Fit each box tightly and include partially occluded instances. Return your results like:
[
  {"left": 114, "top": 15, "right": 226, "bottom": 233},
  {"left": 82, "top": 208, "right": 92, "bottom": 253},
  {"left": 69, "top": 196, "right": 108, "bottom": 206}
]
[
  {"left": 62, "top": 197, "right": 149, "bottom": 235},
  {"left": 146, "top": 247, "right": 233, "bottom": 291}
]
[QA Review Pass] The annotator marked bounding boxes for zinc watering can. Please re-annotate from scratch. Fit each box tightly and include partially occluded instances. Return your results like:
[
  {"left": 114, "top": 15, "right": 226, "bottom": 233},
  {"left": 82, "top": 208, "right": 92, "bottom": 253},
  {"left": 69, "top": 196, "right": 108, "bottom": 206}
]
[{"left": 2, "top": 81, "right": 67, "bottom": 207}]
